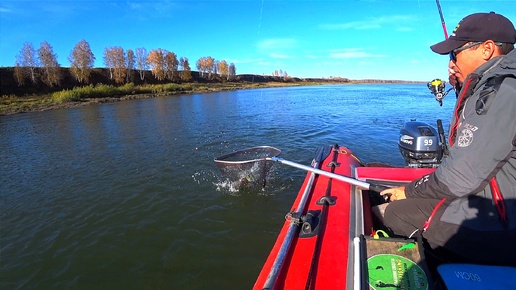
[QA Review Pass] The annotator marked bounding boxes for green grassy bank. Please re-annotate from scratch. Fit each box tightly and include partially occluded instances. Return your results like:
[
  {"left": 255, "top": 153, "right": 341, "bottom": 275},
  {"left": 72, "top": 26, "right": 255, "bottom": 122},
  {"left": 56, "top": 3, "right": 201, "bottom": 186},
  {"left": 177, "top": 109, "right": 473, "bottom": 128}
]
[{"left": 0, "top": 81, "right": 323, "bottom": 116}]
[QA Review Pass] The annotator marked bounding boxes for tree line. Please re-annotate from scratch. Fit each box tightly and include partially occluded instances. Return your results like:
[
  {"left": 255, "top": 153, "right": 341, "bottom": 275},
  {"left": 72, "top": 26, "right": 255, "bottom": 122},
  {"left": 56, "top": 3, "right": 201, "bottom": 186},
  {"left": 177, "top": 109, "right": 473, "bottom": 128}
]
[{"left": 13, "top": 40, "right": 237, "bottom": 87}]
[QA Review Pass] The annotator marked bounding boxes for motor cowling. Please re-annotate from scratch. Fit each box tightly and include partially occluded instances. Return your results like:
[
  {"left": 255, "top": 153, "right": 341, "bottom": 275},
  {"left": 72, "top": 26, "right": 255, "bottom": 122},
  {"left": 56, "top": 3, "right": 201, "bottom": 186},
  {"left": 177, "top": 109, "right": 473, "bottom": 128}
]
[{"left": 398, "top": 121, "right": 442, "bottom": 168}]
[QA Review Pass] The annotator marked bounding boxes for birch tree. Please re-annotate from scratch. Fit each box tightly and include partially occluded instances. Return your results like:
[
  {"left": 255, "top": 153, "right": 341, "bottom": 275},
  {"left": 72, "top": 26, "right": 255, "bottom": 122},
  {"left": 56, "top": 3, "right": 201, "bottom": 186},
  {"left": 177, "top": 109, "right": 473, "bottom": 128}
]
[
  {"left": 147, "top": 48, "right": 166, "bottom": 81},
  {"left": 218, "top": 60, "right": 228, "bottom": 80},
  {"left": 126, "top": 49, "right": 135, "bottom": 82},
  {"left": 111, "top": 47, "right": 126, "bottom": 84},
  {"left": 195, "top": 58, "right": 204, "bottom": 77},
  {"left": 103, "top": 47, "right": 115, "bottom": 79},
  {"left": 13, "top": 63, "right": 25, "bottom": 86},
  {"left": 228, "top": 63, "right": 236, "bottom": 80},
  {"left": 212, "top": 60, "right": 219, "bottom": 76},
  {"left": 179, "top": 57, "right": 192, "bottom": 81},
  {"left": 135, "top": 47, "right": 148, "bottom": 80},
  {"left": 15, "top": 42, "right": 38, "bottom": 84},
  {"left": 103, "top": 46, "right": 127, "bottom": 83},
  {"left": 38, "top": 41, "right": 62, "bottom": 86},
  {"left": 206, "top": 56, "right": 215, "bottom": 79},
  {"left": 69, "top": 39, "right": 95, "bottom": 83},
  {"left": 164, "top": 51, "right": 178, "bottom": 81},
  {"left": 196, "top": 56, "right": 215, "bottom": 79}
]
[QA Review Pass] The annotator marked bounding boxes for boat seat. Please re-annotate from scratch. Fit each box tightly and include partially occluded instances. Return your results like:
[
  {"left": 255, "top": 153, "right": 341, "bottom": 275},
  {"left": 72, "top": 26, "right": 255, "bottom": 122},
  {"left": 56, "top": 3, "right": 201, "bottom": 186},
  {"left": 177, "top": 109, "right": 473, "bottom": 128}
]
[{"left": 437, "top": 263, "right": 516, "bottom": 289}]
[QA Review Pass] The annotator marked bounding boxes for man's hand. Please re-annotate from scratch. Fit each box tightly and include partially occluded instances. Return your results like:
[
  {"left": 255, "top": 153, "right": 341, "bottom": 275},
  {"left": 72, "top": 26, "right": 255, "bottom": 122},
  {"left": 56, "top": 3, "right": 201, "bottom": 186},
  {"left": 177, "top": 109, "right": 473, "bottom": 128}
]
[
  {"left": 448, "top": 61, "right": 460, "bottom": 87},
  {"left": 380, "top": 186, "right": 407, "bottom": 201}
]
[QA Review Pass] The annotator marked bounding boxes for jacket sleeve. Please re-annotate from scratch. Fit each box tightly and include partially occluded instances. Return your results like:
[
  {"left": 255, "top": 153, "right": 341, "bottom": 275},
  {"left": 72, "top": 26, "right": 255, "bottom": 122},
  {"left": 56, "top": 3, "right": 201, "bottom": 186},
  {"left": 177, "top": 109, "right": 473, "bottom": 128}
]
[{"left": 406, "top": 77, "right": 516, "bottom": 199}]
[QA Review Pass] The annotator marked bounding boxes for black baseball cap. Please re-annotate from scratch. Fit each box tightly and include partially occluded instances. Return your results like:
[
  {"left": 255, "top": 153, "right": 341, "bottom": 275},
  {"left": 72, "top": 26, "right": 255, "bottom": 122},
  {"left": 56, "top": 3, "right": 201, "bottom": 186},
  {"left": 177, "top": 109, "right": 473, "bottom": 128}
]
[{"left": 431, "top": 12, "right": 516, "bottom": 55}]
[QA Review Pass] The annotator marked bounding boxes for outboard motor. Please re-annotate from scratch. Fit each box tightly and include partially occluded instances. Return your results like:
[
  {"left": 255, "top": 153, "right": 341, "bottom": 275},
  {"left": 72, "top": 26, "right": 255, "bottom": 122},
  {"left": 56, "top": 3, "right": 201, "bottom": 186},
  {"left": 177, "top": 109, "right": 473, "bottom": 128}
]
[{"left": 398, "top": 121, "right": 443, "bottom": 168}]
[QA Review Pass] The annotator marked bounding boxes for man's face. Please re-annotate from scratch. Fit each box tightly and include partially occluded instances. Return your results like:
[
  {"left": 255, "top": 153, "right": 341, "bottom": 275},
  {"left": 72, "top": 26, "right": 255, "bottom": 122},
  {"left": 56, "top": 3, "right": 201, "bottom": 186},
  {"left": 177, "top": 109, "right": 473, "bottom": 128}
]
[{"left": 449, "top": 42, "right": 486, "bottom": 84}]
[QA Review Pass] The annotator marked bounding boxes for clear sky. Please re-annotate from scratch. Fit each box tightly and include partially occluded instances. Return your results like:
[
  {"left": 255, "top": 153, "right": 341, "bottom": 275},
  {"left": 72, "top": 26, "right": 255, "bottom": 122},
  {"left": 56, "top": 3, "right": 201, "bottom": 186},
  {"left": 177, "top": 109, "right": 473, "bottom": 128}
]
[{"left": 1, "top": 0, "right": 515, "bottom": 81}]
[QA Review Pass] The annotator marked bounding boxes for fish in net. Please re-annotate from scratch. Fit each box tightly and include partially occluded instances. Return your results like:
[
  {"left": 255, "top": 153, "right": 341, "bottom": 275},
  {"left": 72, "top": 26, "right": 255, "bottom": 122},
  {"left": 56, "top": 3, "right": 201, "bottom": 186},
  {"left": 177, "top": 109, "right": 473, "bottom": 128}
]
[{"left": 214, "top": 146, "right": 281, "bottom": 188}]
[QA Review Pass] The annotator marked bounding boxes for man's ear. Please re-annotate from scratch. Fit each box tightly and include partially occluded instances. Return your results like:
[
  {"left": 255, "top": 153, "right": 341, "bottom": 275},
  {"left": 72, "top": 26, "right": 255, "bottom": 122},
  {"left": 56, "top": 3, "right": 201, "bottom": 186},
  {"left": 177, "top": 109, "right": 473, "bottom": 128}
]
[{"left": 482, "top": 40, "right": 497, "bottom": 60}]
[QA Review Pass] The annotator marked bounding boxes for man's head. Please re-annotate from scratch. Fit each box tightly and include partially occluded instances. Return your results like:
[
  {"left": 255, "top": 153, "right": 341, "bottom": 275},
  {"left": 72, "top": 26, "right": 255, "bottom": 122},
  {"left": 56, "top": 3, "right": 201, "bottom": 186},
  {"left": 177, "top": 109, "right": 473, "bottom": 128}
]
[{"left": 430, "top": 12, "right": 516, "bottom": 84}]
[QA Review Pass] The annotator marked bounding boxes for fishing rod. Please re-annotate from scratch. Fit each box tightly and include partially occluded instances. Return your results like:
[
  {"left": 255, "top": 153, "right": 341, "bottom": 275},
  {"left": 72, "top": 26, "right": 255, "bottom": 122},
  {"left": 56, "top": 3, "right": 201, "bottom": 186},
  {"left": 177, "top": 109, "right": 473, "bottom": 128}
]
[
  {"left": 434, "top": 0, "right": 461, "bottom": 97},
  {"left": 435, "top": 0, "right": 448, "bottom": 39}
]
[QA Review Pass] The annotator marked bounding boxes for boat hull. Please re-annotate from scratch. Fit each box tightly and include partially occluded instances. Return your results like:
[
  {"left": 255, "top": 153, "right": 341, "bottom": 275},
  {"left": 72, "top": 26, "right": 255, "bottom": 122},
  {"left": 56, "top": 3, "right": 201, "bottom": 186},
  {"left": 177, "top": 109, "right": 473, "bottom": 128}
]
[{"left": 253, "top": 145, "right": 435, "bottom": 290}]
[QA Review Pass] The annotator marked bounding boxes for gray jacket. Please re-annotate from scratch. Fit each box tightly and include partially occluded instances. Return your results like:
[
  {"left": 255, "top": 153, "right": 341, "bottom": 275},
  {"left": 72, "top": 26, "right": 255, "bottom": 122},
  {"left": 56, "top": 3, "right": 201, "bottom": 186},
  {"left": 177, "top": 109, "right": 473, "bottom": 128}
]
[{"left": 406, "top": 49, "right": 516, "bottom": 231}]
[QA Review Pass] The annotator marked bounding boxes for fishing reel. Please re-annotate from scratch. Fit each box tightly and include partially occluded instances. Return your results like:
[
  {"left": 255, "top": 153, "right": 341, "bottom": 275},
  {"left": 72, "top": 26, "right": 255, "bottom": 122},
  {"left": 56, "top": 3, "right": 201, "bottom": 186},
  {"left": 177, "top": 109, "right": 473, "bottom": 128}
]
[{"left": 427, "top": 79, "right": 453, "bottom": 106}]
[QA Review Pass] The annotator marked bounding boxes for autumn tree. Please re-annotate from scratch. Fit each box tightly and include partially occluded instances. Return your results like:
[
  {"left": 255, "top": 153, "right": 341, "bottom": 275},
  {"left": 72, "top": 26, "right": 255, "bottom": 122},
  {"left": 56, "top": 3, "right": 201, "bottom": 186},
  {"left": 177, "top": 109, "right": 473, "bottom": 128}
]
[
  {"left": 196, "top": 56, "right": 215, "bottom": 79},
  {"left": 206, "top": 56, "right": 215, "bottom": 79},
  {"left": 37, "top": 41, "right": 62, "bottom": 86},
  {"left": 195, "top": 58, "right": 204, "bottom": 77},
  {"left": 179, "top": 57, "right": 192, "bottom": 81},
  {"left": 135, "top": 47, "right": 148, "bottom": 80},
  {"left": 15, "top": 42, "right": 38, "bottom": 84},
  {"left": 218, "top": 61, "right": 236, "bottom": 81},
  {"left": 217, "top": 60, "right": 228, "bottom": 80},
  {"left": 112, "top": 47, "right": 126, "bottom": 84},
  {"left": 147, "top": 48, "right": 166, "bottom": 81},
  {"left": 103, "top": 46, "right": 126, "bottom": 84},
  {"left": 69, "top": 39, "right": 95, "bottom": 84},
  {"left": 164, "top": 51, "right": 178, "bottom": 81}
]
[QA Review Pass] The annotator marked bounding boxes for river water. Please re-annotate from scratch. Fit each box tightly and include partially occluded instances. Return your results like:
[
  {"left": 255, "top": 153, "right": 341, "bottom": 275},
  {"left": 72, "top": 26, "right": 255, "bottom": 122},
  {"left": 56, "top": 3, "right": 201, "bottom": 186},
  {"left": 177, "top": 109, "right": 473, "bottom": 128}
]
[{"left": 0, "top": 84, "right": 454, "bottom": 289}]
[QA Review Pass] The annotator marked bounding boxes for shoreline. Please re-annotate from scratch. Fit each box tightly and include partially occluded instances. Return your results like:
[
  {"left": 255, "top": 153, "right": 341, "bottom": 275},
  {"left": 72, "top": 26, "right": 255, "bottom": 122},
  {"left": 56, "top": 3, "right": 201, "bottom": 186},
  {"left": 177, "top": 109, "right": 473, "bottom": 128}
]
[
  {"left": 0, "top": 82, "right": 321, "bottom": 116},
  {"left": 0, "top": 80, "right": 424, "bottom": 116},
  {"left": 1, "top": 66, "right": 426, "bottom": 116}
]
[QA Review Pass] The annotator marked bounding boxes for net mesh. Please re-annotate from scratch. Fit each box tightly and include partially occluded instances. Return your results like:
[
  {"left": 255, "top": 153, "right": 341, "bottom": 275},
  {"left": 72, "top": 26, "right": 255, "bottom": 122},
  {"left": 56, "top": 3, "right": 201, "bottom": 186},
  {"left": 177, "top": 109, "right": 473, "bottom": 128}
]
[{"left": 214, "top": 146, "right": 281, "bottom": 188}]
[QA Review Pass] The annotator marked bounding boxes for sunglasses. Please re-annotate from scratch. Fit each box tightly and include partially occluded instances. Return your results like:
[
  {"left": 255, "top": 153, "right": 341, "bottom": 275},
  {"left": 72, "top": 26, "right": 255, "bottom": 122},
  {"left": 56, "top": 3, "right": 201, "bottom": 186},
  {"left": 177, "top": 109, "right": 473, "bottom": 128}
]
[
  {"left": 449, "top": 41, "right": 503, "bottom": 62},
  {"left": 449, "top": 42, "right": 483, "bottom": 62}
]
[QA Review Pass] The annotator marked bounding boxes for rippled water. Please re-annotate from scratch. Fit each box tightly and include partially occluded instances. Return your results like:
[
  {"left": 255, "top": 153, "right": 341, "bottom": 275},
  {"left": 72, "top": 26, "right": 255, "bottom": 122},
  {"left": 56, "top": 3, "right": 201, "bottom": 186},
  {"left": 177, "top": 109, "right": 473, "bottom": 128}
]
[{"left": 0, "top": 84, "right": 454, "bottom": 289}]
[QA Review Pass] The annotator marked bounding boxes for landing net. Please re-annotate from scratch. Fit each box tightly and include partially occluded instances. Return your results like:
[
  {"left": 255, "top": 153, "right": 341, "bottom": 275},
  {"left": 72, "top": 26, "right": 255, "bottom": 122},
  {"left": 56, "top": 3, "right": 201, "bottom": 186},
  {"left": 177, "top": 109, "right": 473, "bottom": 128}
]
[{"left": 214, "top": 146, "right": 281, "bottom": 188}]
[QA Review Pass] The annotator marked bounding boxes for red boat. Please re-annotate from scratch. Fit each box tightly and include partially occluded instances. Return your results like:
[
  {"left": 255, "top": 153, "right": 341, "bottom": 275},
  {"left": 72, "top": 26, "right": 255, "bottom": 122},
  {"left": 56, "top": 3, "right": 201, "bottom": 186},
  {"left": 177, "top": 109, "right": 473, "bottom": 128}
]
[
  {"left": 216, "top": 121, "right": 516, "bottom": 290},
  {"left": 253, "top": 144, "right": 435, "bottom": 290}
]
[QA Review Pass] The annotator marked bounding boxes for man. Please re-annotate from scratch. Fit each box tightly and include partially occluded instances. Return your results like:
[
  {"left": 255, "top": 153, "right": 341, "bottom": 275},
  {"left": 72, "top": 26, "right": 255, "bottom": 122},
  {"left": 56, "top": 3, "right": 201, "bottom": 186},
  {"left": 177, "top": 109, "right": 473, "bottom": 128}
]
[{"left": 380, "top": 12, "right": 516, "bottom": 266}]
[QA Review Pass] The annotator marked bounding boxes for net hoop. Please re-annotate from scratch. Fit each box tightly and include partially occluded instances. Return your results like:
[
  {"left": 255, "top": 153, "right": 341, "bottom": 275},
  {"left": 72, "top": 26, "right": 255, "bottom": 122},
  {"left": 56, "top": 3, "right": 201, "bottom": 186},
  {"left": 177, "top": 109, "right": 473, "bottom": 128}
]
[
  {"left": 214, "top": 146, "right": 281, "bottom": 188},
  {"left": 214, "top": 146, "right": 281, "bottom": 165}
]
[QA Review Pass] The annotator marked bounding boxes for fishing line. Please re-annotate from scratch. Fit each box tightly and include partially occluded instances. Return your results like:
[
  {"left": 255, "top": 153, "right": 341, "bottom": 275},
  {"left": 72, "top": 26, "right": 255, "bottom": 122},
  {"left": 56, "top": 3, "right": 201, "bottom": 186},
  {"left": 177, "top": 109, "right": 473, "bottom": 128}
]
[{"left": 258, "top": 0, "right": 264, "bottom": 35}]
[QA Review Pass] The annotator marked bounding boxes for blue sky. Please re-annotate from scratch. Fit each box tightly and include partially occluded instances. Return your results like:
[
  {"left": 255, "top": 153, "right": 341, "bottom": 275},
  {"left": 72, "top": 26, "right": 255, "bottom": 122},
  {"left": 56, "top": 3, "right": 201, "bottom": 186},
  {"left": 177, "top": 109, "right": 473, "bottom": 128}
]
[{"left": 1, "top": 0, "right": 515, "bottom": 81}]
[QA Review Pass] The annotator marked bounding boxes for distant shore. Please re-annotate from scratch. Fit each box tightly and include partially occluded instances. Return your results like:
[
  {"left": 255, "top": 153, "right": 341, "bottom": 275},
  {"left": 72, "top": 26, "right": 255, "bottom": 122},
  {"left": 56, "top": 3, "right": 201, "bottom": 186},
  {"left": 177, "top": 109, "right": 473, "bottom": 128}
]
[
  {"left": 0, "top": 81, "right": 322, "bottom": 115},
  {"left": 0, "top": 67, "right": 423, "bottom": 116}
]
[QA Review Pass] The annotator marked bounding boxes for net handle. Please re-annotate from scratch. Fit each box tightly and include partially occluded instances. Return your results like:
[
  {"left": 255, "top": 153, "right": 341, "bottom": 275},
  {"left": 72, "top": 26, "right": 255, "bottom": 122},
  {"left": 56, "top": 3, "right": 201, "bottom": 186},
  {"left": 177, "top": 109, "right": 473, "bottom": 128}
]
[
  {"left": 270, "top": 157, "right": 389, "bottom": 192},
  {"left": 214, "top": 146, "right": 390, "bottom": 193}
]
